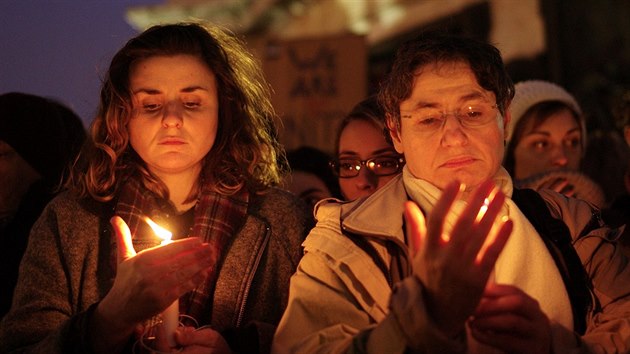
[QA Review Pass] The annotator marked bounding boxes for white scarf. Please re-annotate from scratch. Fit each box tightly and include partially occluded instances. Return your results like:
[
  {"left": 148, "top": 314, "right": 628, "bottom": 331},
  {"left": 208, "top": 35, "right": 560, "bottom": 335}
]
[{"left": 402, "top": 166, "right": 573, "bottom": 330}]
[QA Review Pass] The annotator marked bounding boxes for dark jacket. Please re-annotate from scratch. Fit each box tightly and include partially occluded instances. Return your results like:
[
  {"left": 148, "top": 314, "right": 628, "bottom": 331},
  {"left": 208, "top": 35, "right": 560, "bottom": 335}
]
[
  {"left": 0, "top": 180, "right": 57, "bottom": 318},
  {"left": 0, "top": 187, "right": 312, "bottom": 354}
]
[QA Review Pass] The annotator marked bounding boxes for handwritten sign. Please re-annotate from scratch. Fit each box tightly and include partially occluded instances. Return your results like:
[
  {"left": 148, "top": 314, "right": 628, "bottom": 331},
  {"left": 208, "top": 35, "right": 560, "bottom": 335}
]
[{"left": 251, "top": 34, "right": 367, "bottom": 154}]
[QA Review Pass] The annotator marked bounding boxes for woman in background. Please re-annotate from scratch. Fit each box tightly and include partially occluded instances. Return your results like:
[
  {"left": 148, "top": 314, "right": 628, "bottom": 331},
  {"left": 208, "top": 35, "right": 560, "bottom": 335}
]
[
  {"left": 330, "top": 95, "right": 404, "bottom": 201},
  {"left": 504, "top": 80, "right": 605, "bottom": 207}
]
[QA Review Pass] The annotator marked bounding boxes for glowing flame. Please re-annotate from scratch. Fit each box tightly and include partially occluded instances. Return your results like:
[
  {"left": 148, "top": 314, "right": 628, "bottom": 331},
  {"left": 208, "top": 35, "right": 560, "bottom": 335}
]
[
  {"left": 474, "top": 187, "right": 498, "bottom": 224},
  {"left": 475, "top": 199, "right": 489, "bottom": 223},
  {"left": 144, "top": 216, "right": 172, "bottom": 244}
]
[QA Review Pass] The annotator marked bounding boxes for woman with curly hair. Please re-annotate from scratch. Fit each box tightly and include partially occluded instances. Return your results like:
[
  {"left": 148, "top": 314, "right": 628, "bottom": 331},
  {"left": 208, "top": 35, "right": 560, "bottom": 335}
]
[{"left": 0, "top": 23, "right": 311, "bottom": 354}]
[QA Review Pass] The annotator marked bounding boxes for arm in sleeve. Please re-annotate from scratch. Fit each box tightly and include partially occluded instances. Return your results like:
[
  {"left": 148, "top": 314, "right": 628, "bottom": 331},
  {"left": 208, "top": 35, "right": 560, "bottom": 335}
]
[
  {"left": 272, "top": 249, "right": 466, "bottom": 354},
  {"left": 0, "top": 199, "right": 120, "bottom": 354},
  {"left": 541, "top": 190, "right": 630, "bottom": 353}
]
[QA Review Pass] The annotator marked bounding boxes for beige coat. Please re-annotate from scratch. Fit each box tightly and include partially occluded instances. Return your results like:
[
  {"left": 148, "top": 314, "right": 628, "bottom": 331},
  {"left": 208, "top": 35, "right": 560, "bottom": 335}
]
[{"left": 273, "top": 174, "right": 630, "bottom": 354}]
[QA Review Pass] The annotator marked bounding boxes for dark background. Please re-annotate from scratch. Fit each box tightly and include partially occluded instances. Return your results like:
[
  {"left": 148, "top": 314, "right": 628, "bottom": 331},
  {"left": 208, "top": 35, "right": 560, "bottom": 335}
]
[{"left": 2, "top": 0, "right": 629, "bottom": 133}]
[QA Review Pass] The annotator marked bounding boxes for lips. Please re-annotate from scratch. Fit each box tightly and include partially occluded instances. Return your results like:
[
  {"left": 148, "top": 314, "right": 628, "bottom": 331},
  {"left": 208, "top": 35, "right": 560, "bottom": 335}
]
[
  {"left": 441, "top": 156, "right": 476, "bottom": 168},
  {"left": 158, "top": 137, "right": 185, "bottom": 145}
]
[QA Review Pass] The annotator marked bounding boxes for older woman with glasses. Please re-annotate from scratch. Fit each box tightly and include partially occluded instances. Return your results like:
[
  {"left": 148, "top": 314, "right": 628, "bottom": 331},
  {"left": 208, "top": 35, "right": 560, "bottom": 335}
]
[
  {"left": 274, "top": 32, "right": 630, "bottom": 354},
  {"left": 329, "top": 95, "right": 405, "bottom": 201}
]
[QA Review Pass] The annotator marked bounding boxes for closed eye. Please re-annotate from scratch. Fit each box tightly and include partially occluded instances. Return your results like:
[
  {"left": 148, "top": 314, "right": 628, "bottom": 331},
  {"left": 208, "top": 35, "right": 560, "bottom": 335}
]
[
  {"left": 183, "top": 101, "right": 201, "bottom": 109},
  {"left": 143, "top": 103, "right": 161, "bottom": 112},
  {"left": 417, "top": 116, "right": 442, "bottom": 126}
]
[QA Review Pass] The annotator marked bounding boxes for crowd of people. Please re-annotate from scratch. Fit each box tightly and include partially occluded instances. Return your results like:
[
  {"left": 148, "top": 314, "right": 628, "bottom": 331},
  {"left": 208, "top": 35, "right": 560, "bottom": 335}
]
[{"left": 1, "top": 20, "right": 629, "bottom": 354}]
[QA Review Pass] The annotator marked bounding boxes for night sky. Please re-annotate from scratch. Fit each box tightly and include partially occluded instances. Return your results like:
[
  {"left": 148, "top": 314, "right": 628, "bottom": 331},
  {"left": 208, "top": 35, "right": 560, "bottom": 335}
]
[{"left": 0, "top": 0, "right": 160, "bottom": 127}]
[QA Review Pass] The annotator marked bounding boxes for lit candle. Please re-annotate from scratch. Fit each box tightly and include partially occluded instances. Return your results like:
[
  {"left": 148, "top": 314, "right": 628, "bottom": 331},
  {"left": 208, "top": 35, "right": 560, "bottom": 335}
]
[{"left": 145, "top": 217, "right": 179, "bottom": 348}]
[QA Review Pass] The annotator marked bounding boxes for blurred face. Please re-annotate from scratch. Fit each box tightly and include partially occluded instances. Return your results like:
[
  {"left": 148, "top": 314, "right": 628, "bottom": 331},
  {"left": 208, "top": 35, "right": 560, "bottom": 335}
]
[
  {"left": 0, "top": 140, "right": 41, "bottom": 218},
  {"left": 338, "top": 119, "right": 400, "bottom": 200},
  {"left": 129, "top": 55, "right": 218, "bottom": 181},
  {"left": 389, "top": 61, "right": 508, "bottom": 194},
  {"left": 513, "top": 108, "right": 582, "bottom": 180},
  {"left": 284, "top": 171, "right": 332, "bottom": 210}
]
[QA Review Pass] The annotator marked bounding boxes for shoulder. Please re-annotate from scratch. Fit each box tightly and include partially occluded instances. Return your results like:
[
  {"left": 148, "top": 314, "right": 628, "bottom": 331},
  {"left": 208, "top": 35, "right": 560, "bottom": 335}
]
[
  {"left": 247, "top": 187, "right": 314, "bottom": 247},
  {"left": 535, "top": 189, "right": 612, "bottom": 240},
  {"left": 44, "top": 191, "right": 107, "bottom": 221},
  {"left": 251, "top": 186, "right": 304, "bottom": 209},
  {"left": 249, "top": 187, "right": 313, "bottom": 224},
  {"left": 34, "top": 191, "right": 107, "bottom": 241}
]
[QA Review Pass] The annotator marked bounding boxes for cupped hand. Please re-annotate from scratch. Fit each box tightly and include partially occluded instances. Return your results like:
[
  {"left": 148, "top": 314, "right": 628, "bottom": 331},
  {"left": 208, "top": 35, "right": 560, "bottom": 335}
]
[
  {"left": 97, "top": 216, "right": 214, "bottom": 334},
  {"left": 469, "top": 283, "right": 551, "bottom": 354},
  {"left": 149, "top": 324, "right": 232, "bottom": 353},
  {"left": 169, "top": 326, "right": 233, "bottom": 354},
  {"left": 404, "top": 180, "right": 513, "bottom": 336}
]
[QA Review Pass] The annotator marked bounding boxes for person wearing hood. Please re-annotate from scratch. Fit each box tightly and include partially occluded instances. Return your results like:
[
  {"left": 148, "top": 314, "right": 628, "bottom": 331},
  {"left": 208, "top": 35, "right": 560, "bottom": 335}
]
[
  {"left": 0, "top": 92, "right": 86, "bottom": 317},
  {"left": 503, "top": 80, "right": 605, "bottom": 207}
]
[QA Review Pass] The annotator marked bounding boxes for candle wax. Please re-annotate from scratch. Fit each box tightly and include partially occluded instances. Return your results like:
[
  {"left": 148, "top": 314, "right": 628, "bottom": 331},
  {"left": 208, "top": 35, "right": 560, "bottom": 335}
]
[
  {"left": 162, "top": 299, "right": 179, "bottom": 347},
  {"left": 160, "top": 237, "right": 179, "bottom": 348}
]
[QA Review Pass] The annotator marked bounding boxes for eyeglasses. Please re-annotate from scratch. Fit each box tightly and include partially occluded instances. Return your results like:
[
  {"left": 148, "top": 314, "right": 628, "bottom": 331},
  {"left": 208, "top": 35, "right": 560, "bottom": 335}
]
[
  {"left": 330, "top": 156, "right": 405, "bottom": 178},
  {"left": 400, "top": 102, "right": 499, "bottom": 133}
]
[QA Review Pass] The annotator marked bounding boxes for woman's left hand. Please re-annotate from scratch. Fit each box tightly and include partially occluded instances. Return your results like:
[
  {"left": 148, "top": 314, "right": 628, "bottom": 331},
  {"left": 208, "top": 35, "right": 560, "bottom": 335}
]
[
  {"left": 469, "top": 283, "right": 551, "bottom": 354},
  {"left": 172, "top": 326, "right": 232, "bottom": 354}
]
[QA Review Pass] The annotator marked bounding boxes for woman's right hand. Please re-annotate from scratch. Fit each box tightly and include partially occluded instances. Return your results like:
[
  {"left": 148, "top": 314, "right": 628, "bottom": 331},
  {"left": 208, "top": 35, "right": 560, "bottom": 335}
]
[
  {"left": 89, "top": 216, "right": 214, "bottom": 353},
  {"left": 403, "top": 180, "right": 513, "bottom": 337}
]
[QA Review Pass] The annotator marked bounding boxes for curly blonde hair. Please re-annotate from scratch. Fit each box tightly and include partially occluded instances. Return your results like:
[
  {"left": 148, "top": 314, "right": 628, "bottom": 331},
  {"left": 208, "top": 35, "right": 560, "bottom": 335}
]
[{"left": 66, "top": 23, "right": 286, "bottom": 202}]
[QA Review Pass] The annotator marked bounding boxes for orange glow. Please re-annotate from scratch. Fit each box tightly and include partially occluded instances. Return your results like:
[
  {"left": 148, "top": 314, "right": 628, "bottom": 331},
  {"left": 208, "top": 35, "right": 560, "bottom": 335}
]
[{"left": 144, "top": 216, "right": 172, "bottom": 244}]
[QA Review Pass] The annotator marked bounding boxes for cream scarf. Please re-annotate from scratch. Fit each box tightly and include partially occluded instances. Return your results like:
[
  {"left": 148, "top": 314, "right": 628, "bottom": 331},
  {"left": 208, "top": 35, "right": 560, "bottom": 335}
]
[{"left": 402, "top": 166, "right": 573, "bottom": 331}]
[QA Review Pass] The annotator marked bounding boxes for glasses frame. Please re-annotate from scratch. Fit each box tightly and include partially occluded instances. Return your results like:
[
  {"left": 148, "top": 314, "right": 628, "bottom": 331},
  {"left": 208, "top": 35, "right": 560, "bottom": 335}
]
[
  {"left": 400, "top": 103, "right": 499, "bottom": 132},
  {"left": 329, "top": 155, "right": 405, "bottom": 178}
]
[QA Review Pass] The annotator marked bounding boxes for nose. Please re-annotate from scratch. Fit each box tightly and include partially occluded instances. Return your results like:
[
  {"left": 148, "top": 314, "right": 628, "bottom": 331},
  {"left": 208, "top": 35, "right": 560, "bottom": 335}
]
[
  {"left": 162, "top": 102, "right": 183, "bottom": 128},
  {"left": 354, "top": 167, "right": 378, "bottom": 192},
  {"left": 440, "top": 114, "right": 468, "bottom": 147},
  {"left": 551, "top": 145, "right": 569, "bottom": 167}
]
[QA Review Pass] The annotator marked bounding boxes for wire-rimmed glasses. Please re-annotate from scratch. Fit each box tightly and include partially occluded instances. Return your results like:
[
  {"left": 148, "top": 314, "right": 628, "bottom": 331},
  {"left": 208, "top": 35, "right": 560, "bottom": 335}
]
[{"left": 400, "top": 102, "right": 498, "bottom": 133}]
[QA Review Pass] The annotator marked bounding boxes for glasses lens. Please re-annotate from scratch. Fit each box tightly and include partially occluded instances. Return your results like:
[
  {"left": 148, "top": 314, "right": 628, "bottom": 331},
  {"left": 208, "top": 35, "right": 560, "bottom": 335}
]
[
  {"left": 368, "top": 157, "right": 401, "bottom": 176},
  {"left": 335, "top": 159, "right": 361, "bottom": 178},
  {"left": 460, "top": 104, "right": 497, "bottom": 126},
  {"left": 402, "top": 102, "right": 497, "bottom": 132}
]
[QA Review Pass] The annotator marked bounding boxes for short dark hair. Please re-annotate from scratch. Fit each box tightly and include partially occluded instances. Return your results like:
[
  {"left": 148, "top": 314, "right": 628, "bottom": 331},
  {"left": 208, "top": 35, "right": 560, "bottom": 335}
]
[
  {"left": 378, "top": 31, "right": 514, "bottom": 140},
  {"left": 334, "top": 95, "right": 388, "bottom": 154}
]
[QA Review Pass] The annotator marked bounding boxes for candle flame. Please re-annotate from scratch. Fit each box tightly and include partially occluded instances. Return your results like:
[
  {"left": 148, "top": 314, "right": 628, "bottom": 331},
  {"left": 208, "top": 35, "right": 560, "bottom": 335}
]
[{"left": 144, "top": 216, "right": 172, "bottom": 243}]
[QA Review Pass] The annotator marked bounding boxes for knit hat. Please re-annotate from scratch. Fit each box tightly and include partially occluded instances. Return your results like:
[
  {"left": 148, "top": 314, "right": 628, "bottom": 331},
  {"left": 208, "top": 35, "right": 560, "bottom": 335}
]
[
  {"left": 0, "top": 92, "right": 86, "bottom": 184},
  {"left": 507, "top": 80, "right": 584, "bottom": 144}
]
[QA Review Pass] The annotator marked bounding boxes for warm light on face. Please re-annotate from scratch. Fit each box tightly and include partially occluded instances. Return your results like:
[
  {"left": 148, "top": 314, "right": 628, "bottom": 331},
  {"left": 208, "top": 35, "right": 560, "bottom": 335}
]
[{"left": 144, "top": 216, "right": 173, "bottom": 244}]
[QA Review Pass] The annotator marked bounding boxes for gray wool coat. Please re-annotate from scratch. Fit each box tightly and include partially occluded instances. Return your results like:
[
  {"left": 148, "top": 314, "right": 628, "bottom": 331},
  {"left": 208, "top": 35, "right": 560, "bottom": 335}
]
[{"left": 0, "top": 187, "right": 312, "bottom": 354}]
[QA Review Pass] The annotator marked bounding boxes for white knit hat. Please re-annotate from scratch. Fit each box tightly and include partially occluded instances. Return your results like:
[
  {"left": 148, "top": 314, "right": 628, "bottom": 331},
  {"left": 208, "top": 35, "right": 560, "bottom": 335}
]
[{"left": 507, "top": 80, "right": 584, "bottom": 144}]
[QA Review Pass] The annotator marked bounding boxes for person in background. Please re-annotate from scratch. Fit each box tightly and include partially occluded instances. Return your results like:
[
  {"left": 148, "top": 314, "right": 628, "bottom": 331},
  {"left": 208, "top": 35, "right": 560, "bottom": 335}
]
[
  {"left": 330, "top": 95, "right": 405, "bottom": 201},
  {"left": 598, "top": 91, "right": 630, "bottom": 236},
  {"left": 504, "top": 80, "right": 605, "bottom": 207},
  {"left": 273, "top": 32, "right": 630, "bottom": 353},
  {"left": 0, "top": 23, "right": 311, "bottom": 354},
  {"left": 581, "top": 129, "right": 630, "bottom": 223},
  {"left": 615, "top": 91, "right": 630, "bottom": 212},
  {"left": 284, "top": 146, "right": 341, "bottom": 211},
  {"left": 0, "top": 92, "right": 86, "bottom": 317}
]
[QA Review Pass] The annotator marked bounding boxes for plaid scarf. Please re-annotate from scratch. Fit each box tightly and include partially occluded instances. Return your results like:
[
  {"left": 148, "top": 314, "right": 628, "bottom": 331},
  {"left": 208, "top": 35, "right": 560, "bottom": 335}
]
[{"left": 112, "top": 175, "right": 249, "bottom": 325}]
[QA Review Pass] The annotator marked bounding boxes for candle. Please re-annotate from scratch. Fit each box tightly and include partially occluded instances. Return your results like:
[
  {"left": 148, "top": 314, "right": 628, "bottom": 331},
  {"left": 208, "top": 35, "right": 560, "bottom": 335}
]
[{"left": 145, "top": 217, "right": 179, "bottom": 348}]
